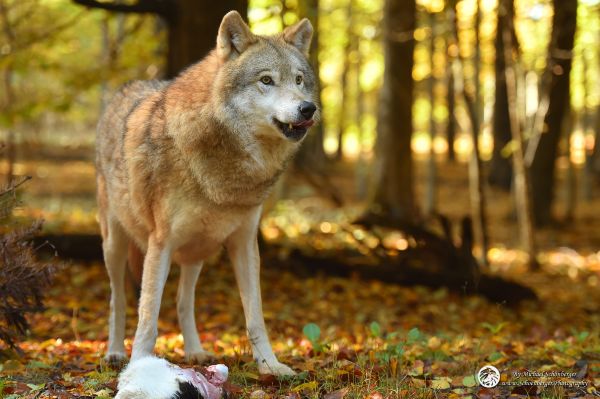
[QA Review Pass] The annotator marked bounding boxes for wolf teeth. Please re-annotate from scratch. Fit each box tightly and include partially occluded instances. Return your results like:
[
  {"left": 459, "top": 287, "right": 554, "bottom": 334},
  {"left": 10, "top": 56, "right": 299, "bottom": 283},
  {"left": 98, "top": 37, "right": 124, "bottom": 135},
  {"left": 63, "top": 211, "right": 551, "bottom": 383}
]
[{"left": 288, "top": 123, "right": 293, "bottom": 130}]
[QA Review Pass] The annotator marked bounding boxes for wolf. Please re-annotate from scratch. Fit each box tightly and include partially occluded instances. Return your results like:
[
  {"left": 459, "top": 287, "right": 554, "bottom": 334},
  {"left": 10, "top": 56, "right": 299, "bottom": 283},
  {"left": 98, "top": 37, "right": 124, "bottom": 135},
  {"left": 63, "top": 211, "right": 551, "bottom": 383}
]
[{"left": 96, "top": 11, "right": 318, "bottom": 376}]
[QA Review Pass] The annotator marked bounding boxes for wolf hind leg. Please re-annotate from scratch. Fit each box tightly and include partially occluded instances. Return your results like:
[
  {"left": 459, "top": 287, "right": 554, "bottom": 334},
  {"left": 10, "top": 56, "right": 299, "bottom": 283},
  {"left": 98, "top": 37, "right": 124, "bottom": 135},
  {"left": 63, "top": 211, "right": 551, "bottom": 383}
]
[
  {"left": 177, "top": 262, "right": 214, "bottom": 363},
  {"left": 103, "top": 217, "right": 130, "bottom": 364}
]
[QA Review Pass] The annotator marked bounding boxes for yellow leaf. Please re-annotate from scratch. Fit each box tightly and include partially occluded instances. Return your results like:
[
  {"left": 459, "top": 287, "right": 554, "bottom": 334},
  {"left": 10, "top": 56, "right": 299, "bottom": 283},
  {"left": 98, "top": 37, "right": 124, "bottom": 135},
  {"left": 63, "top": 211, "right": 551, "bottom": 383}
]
[
  {"left": 409, "top": 359, "right": 424, "bottom": 376},
  {"left": 431, "top": 378, "right": 451, "bottom": 389},
  {"left": 292, "top": 381, "right": 318, "bottom": 392},
  {"left": 552, "top": 355, "right": 576, "bottom": 367},
  {"left": 428, "top": 336, "right": 441, "bottom": 350}
]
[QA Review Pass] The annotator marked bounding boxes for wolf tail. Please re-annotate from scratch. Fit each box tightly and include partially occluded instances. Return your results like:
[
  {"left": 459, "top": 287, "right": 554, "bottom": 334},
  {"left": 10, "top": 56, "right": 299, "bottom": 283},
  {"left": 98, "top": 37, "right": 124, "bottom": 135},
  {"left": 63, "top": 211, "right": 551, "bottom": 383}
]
[{"left": 127, "top": 242, "right": 144, "bottom": 297}]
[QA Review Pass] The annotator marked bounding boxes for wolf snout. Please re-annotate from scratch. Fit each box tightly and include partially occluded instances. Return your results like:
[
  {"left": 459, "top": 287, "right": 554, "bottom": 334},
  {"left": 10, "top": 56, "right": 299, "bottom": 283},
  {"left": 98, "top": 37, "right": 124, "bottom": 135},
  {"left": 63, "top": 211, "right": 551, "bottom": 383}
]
[{"left": 299, "top": 101, "right": 317, "bottom": 120}]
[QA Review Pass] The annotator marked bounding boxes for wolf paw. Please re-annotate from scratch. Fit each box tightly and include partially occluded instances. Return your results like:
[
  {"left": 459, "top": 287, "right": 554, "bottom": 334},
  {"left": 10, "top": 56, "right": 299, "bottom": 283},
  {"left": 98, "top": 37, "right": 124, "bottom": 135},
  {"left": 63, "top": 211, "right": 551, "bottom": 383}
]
[
  {"left": 258, "top": 360, "right": 296, "bottom": 377},
  {"left": 185, "top": 350, "right": 216, "bottom": 364},
  {"left": 104, "top": 352, "right": 128, "bottom": 368}
]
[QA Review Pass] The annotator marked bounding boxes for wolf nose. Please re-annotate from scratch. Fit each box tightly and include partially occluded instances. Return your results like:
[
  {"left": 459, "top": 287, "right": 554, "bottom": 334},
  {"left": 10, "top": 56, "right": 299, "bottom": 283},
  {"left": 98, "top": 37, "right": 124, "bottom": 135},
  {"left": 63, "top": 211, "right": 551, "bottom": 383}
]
[{"left": 299, "top": 101, "right": 316, "bottom": 120}]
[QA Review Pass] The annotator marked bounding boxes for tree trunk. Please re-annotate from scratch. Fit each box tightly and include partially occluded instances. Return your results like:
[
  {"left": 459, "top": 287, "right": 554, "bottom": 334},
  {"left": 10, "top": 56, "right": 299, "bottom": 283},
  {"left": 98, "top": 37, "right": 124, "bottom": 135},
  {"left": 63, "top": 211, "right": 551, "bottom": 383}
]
[
  {"left": 336, "top": 10, "right": 352, "bottom": 160},
  {"left": 363, "top": 0, "right": 416, "bottom": 225},
  {"left": 295, "top": 0, "right": 327, "bottom": 169},
  {"left": 448, "top": 0, "right": 490, "bottom": 266},
  {"left": 424, "top": 11, "right": 437, "bottom": 217},
  {"left": 489, "top": 0, "right": 516, "bottom": 191},
  {"left": 445, "top": 2, "right": 458, "bottom": 162},
  {"left": 474, "top": 0, "right": 482, "bottom": 130},
  {"left": 502, "top": 0, "right": 538, "bottom": 269},
  {"left": 446, "top": 60, "right": 456, "bottom": 162},
  {"left": 0, "top": 1, "right": 16, "bottom": 185},
  {"left": 593, "top": 106, "right": 600, "bottom": 177},
  {"left": 166, "top": 0, "right": 247, "bottom": 77},
  {"left": 529, "top": 0, "right": 577, "bottom": 226}
]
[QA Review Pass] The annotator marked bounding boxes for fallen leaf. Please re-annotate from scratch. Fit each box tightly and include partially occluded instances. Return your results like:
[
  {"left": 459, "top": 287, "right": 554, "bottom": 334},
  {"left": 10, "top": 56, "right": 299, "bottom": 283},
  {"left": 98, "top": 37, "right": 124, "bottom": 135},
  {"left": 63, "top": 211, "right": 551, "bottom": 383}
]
[
  {"left": 430, "top": 378, "right": 451, "bottom": 389},
  {"left": 462, "top": 374, "right": 477, "bottom": 387},
  {"left": 323, "top": 387, "right": 349, "bottom": 399},
  {"left": 292, "top": 381, "right": 318, "bottom": 392},
  {"left": 250, "top": 389, "right": 269, "bottom": 399}
]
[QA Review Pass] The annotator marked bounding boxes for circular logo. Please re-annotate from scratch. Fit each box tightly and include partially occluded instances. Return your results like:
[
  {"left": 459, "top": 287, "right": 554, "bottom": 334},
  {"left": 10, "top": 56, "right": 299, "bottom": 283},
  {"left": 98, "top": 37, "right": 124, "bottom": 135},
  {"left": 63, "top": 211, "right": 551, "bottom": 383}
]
[{"left": 477, "top": 365, "right": 501, "bottom": 388}]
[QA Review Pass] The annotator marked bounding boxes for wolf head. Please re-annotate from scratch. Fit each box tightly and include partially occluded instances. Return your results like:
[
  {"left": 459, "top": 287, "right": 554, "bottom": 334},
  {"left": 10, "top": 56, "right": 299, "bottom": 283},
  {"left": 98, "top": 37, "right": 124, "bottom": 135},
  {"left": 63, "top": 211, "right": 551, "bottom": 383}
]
[{"left": 213, "top": 11, "right": 319, "bottom": 143}]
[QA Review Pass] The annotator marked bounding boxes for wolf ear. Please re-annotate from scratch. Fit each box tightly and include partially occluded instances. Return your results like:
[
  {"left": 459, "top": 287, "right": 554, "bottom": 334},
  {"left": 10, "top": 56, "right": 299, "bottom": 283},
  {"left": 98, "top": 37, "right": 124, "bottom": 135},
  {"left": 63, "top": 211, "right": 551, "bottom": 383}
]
[
  {"left": 283, "top": 19, "right": 313, "bottom": 56},
  {"left": 217, "top": 11, "right": 256, "bottom": 60}
]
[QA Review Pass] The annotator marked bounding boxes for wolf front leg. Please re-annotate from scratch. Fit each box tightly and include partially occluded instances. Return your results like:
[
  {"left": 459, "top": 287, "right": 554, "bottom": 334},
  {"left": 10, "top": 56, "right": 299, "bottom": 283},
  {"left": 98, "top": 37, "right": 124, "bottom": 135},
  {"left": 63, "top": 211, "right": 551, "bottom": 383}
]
[
  {"left": 131, "top": 235, "right": 172, "bottom": 361},
  {"left": 226, "top": 209, "right": 295, "bottom": 376},
  {"left": 177, "top": 263, "right": 215, "bottom": 363}
]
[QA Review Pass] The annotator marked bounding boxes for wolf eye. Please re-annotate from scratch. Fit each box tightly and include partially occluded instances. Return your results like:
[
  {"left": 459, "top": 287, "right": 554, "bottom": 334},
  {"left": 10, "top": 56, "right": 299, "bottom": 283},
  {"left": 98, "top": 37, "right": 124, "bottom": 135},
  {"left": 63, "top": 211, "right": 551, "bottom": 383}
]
[
  {"left": 296, "top": 75, "right": 303, "bottom": 85},
  {"left": 260, "top": 76, "right": 273, "bottom": 85}
]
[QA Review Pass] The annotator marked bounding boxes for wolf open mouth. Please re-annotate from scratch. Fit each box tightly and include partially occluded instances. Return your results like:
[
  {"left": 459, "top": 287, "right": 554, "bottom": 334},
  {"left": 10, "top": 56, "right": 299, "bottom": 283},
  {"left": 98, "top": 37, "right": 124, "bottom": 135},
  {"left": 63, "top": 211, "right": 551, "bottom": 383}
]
[{"left": 273, "top": 118, "right": 314, "bottom": 141}]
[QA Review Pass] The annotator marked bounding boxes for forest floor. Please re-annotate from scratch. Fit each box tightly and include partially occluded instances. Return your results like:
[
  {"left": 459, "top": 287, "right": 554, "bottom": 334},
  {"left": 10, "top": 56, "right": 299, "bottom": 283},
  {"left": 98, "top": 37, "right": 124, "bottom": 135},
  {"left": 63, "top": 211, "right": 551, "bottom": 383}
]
[{"left": 1, "top": 146, "right": 599, "bottom": 398}]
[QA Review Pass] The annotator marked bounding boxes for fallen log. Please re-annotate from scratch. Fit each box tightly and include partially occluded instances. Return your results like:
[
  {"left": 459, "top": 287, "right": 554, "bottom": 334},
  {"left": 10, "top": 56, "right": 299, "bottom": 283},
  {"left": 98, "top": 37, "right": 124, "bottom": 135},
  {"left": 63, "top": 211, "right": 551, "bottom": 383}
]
[
  {"left": 34, "top": 218, "right": 536, "bottom": 305},
  {"left": 268, "top": 248, "right": 536, "bottom": 305}
]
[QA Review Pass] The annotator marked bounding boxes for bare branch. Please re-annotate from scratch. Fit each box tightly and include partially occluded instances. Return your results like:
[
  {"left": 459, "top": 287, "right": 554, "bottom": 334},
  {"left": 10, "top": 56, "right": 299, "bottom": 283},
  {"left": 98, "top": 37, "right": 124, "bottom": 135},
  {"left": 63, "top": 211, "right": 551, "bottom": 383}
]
[{"left": 72, "top": 0, "right": 173, "bottom": 19}]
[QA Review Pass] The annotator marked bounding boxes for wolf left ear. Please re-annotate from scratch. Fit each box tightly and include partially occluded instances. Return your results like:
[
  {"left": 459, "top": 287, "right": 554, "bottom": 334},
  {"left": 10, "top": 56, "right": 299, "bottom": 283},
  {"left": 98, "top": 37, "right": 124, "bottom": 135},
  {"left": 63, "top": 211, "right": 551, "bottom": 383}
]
[
  {"left": 283, "top": 19, "right": 313, "bottom": 56},
  {"left": 217, "top": 11, "right": 256, "bottom": 60}
]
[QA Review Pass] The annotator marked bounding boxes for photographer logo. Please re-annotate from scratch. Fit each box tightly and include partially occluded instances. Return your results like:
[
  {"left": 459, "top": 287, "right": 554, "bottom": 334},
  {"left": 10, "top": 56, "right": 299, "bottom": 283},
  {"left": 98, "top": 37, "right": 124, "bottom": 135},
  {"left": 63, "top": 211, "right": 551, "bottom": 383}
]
[{"left": 478, "top": 365, "right": 501, "bottom": 388}]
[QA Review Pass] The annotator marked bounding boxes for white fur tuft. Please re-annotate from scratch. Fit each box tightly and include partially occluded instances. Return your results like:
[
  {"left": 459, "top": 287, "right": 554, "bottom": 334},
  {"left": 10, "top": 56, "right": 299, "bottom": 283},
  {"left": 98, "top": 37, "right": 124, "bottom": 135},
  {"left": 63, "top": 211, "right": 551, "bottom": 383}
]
[{"left": 115, "top": 357, "right": 180, "bottom": 399}]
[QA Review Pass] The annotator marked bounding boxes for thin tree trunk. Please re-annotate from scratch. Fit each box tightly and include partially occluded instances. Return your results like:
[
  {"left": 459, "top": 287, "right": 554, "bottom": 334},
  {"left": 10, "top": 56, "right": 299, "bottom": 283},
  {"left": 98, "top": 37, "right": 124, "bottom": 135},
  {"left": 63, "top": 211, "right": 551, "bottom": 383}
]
[
  {"left": 582, "top": 51, "right": 593, "bottom": 201},
  {"left": 449, "top": 1, "right": 490, "bottom": 266},
  {"left": 355, "top": 42, "right": 368, "bottom": 200},
  {"left": 564, "top": 109, "right": 576, "bottom": 221},
  {"left": 424, "top": 11, "right": 437, "bottom": 217},
  {"left": 528, "top": 0, "right": 577, "bottom": 226},
  {"left": 502, "top": 0, "right": 538, "bottom": 269},
  {"left": 474, "top": 0, "right": 482, "bottom": 128},
  {"left": 445, "top": 2, "right": 458, "bottom": 162},
  {"left": 593, "top": 105, "right": 600, "bottom": 177},
  {"left": 295, "top": 0, "right": 327, "bottom": 169},
  {"left": 446, "top": 63, "right": 457, "bottom": 161},
  {"left": 336, "top": 5, "right": 353, "bottom": 160},
  {"left": 489, "top": 0, "right": 516, "bottom": 190},
  {"left": 0, "top": 1, "right": 16, "bottom": 185},
  {"left": 363, "top": 0, "right": 416, "bottom": 225}
]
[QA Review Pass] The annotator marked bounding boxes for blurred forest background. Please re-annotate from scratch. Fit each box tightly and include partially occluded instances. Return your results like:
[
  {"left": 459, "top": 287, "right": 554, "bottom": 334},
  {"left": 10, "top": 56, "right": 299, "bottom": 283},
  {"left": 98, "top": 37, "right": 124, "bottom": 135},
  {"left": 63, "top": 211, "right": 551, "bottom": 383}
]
[
  {"left": 1, "top": 0, "right": 600, "bottom": 397},
  {"left": 1, "top": 0, "right": 600, "bottom": 255}
]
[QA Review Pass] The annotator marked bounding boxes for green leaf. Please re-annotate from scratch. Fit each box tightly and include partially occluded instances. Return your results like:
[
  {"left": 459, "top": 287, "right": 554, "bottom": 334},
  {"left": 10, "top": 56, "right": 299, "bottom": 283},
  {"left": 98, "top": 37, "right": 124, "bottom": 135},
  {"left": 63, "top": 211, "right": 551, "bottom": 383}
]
[
  {"left": 480, "top": 322, "right": 508, "bottom": 334},
  {"left": 488, "top": 352, "right": 503, "bottom": 362},
  {"left": 303, "top": 323, "right": 321, "bottom": 344},
  {"left": 27, "top": 383, "right": 45, "bottom": 391},
  {"left": 369, "top": 321, "right": 381, "bottom": 337},
  {"left": 393, "top": 343, "right": 405, "bottom": 356},
  {"left": 577, "top": 331, "right": 589, "bottom": 343},
  {"left": 462, "top": 375, "right": 477, "bottom": 387},
  {"left": 407, "top": 327, "right": 422, "bottom": 343},
  {"left": 27, "top": 360, "right": 51, "bottom": 369}
]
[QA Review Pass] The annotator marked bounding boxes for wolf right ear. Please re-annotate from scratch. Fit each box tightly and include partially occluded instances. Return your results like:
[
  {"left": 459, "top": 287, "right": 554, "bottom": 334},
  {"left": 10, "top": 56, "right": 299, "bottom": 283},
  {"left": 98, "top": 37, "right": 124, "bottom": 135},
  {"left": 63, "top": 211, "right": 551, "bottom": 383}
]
[
  {"left": 217, "top": 11, "right": 256, "bottom": 60},
  {"left": 283, "top": 19, "right": 313, "bottom": 56}
]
